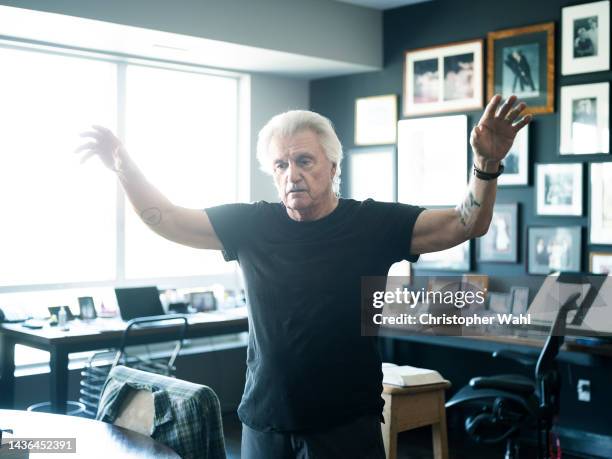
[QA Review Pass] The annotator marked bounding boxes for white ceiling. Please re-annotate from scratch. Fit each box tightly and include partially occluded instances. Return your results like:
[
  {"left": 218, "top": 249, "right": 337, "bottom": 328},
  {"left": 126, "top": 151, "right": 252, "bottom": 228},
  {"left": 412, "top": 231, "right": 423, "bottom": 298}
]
[
  {"left": 0, "top": 5, "right": 377, "bottom": 79},
  {"left": 334, "top": 0, "right": 432, "bottom": 10}
]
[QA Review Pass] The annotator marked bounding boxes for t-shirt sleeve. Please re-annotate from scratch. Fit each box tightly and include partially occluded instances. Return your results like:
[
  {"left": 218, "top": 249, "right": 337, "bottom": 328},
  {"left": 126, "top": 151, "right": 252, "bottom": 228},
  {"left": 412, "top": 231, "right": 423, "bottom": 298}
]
[
  {"left": 204, "top": 203, "right": 254, "bottom": 262},
  {"left": 369, "top": 200, "right": 426, "bottom": 263}
]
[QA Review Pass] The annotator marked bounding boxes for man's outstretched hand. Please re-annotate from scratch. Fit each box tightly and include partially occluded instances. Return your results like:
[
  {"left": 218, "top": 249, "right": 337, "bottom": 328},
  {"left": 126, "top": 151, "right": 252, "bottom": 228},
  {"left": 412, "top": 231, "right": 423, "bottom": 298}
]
[
  {"left": 471, "top": 94, "right": 532, "bottom": 170},
  {"left": 74, "top": 125, "right": 127, "bottom": 173}
]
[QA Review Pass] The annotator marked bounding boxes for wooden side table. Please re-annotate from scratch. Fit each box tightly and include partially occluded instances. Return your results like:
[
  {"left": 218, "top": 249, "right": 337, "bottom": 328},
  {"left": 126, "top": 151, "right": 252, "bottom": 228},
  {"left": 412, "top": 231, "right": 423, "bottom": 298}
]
[{"left": 381, "top": 380, "right": 451, "bottom": 459}]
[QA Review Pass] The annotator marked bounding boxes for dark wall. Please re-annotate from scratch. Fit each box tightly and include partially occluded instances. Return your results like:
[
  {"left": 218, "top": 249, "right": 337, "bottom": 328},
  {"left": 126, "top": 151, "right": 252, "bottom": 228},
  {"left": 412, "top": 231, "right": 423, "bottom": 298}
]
[
  {"left": 311, "top": 0, "right": 612, "bottom": 454},
  {"left": 311, "top": 0, "right": 612, "bottom": 279}
]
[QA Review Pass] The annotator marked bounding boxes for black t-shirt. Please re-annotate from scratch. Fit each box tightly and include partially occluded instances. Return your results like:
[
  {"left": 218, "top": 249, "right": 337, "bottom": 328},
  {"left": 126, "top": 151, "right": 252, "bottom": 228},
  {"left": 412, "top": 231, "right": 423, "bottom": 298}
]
[{"left": 205, "top": 198, "right": 424, "bottom": 432}]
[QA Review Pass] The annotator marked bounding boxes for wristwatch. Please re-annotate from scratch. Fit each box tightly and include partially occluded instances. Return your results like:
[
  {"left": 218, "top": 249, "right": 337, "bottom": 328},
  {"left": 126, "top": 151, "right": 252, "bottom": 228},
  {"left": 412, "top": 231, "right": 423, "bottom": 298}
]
[{"left": 473, "top": 162, "right": 504, "bottom": 180}]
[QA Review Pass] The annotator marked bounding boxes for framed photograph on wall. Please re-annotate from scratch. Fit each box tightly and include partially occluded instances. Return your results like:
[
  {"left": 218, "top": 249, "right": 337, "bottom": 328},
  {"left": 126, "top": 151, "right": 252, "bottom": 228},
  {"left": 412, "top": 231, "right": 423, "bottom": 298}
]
[
  {"left": 589, "top": 162, "right": 612, "bottom": 244},
  {"left": 590, "top": 251, "right": 612, "bottom": 274},
  {"left": 478, "top": 203, "right": 518, "bottom": 262},
  {"left": 560, "top": 82, "right": 610, "bottom": 155},
  {"left": 354, "top": 95, "right": 397, "bottom": 145},
  {"left": 416, "top": 240, "right": 471, "bottom": 272},
  {"left": 397, "top": 115, "right": 467, "bottom": 206},
  {"left": 403, "top": 39, "right": 483, "bottom": 116},
  {"left": 487, "top": 22, "right": 555, "bottom": 114},
  {"left": 535, "top": 163, "right": 583, "bottom": 216},
  {"left": 527, "top": 226, "right": 582, "bottom": 275},
  {"left": 348, "top": 146, "right": 395, "bottom": 202},
  {"left": 562, "top": 0, "right": 610, "bottom": 75},
  {"left": 498, "top": 124, "right": 529, "bottom": 186}
]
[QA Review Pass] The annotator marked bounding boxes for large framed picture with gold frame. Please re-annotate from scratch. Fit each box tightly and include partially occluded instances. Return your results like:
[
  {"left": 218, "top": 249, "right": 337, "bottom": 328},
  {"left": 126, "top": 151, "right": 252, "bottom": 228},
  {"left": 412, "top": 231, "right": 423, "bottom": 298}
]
[
  {"left": 403, "top": 38, "right": 483, "bottom": 117},
  {"left": 487, "top": 22, "right": 555, "bottom": 114}
]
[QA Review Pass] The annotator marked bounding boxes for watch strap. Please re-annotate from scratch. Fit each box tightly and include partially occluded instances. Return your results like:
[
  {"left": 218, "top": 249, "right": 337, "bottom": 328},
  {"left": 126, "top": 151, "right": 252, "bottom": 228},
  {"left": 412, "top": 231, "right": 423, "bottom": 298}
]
[{"left": 473, "top": 162, "right": 504, "bottom": 180}]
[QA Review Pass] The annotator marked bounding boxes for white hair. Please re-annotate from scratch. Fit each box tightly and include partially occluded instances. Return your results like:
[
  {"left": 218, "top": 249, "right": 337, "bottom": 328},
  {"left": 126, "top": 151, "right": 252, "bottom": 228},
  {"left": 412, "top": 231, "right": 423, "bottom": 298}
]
[{"left": 256, "top": 110, "right": 343, "bottom": 195}]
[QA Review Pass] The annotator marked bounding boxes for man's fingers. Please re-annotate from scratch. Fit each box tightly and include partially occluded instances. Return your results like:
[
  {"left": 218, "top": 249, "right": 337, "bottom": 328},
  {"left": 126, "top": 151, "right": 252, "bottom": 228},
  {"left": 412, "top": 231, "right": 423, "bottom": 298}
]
[
  {"left": 74, "top": 142, "right": 97, "bottom": 154},
  {"left": 79, "top": 150, "right": 97, "bottom": 164},
  {"left": 92, "top": 125, "right": 112, "bottom": 134},
  {"left": 496, "top": 95, "right": 518, "bottom": 119},
  {"left": 79, "top": 131, "right": 102, "bottom": 139},
  {"left": 481, "top": 94, "right": 502, "bottom": 121},
  {"left": 513, "top": 114, "right": 532, "bottom": 132},
  {"left": 505, "top": 102, "right": 526, "bottom": 122}
]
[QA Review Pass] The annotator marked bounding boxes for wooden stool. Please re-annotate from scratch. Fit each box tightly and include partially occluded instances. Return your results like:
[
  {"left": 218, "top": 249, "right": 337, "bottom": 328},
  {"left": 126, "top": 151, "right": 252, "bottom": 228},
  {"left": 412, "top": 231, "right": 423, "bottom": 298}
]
[{"left": 381, "top": 380, "right": 451, "bottom": 459}]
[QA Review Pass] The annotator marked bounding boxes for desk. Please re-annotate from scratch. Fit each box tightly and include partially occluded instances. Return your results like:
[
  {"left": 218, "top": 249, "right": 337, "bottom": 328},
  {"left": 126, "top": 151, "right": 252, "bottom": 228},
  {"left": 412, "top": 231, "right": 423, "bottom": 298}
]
[
  {"left": 378, "top": 329, "right": 609, "bottom": 368},
  {"left": 0, "top": 409, "right": 179, "bottom": 458},
  {"left": 0, "top": 308, "right": 249, "bottom": 414}
]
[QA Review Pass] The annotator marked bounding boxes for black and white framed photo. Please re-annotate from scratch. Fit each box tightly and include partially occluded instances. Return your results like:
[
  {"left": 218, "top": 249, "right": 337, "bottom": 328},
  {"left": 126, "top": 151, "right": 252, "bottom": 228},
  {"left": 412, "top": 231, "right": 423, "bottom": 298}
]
[
  {"left": 403, "top": 39, "right": 483, "bottom": 116},
  {"left": 397, "top": 115, "right": 467, "bottom": 206},
  {"left": 354, "top": 95, "right": 397, "bottom": 145},
  {"left": 560, "top": 82, "right": 610, "bottom": 155},
  {"left": 562, "top": 0, "right": 610, "bottom": 75},
  {"left": 535, "top": 163, "right": 583, "bottom": 216},
  {"left": 190, "top": 291, "right": 217, "bottom": 312},
  {"left": 487, "top": 22, "right": 555, "bottom": 114},
  {"left": 528, "top": 226, "right": 582, "bottom": 275},
  {"left": 78, "top": 296, "right": 97, "bottom": 320},
  {"left": 416, "top": 240, "right": 471, "bottom": 272},
  {"left": 499, "top": 124, "right": 529, "bottom": 186},
  {"left": 478, "top": 203, "right": 518, "bottom": 263},
  {"left": 589, "top": 161, "right": 612, "bottom": 244},
  {"left": 510, "top": 286, "right": 530, "bottom": 314},
  {"left": 348, "top": 146, "right": 395, "bottom": 202},
  {"left": 590, "top": 251, "right": 612, "bottom": 274}
]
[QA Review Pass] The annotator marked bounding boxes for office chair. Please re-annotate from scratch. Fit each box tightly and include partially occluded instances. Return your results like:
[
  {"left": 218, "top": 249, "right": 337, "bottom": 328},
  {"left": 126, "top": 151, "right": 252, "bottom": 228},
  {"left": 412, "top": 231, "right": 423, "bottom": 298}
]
[
  {"left": 78, "top": 314, "right": 188, "bottom": 418},
  {"left": 446, "top": 292, "right": 581, "bottom": 459},
  {"left": 112, "top": 314, "right": 188, "bottom": 376},
  {"left": 27, "top": 314, "right": 188, "bottom": 417}
]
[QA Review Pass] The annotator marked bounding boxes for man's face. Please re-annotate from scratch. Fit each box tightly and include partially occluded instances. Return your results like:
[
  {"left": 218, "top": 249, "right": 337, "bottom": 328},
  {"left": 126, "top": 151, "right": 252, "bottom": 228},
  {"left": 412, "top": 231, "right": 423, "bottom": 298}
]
[{"left": 269, "top": 129, "right": 336, "bottom": 212}]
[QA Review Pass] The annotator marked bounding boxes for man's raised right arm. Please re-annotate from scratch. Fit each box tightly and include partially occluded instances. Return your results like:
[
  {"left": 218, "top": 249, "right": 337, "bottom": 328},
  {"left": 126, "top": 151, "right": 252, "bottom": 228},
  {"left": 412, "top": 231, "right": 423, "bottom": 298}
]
[{"left": 76, "top": 126, "right": 222, "bottom": 250}]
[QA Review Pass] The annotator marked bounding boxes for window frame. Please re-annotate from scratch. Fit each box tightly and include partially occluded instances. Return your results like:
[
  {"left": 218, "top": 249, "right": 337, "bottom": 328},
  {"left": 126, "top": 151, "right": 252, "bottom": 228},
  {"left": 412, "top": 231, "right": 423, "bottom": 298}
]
[{"left": 0, "top": 39, "right": 249, "bottom": 295}]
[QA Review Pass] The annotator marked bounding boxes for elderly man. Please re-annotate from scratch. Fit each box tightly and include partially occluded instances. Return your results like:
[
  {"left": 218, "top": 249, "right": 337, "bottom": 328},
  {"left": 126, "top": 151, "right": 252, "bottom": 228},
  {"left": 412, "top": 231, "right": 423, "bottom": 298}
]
[{"left": 77, "top": 94, "right": 530, "bottom": 458}]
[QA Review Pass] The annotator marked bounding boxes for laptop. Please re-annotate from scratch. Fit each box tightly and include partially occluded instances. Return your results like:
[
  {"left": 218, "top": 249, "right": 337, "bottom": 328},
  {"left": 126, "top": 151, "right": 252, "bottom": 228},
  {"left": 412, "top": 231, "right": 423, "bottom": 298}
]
[{"left": 114, "top": 286, "right": 166, "bottom": 321}]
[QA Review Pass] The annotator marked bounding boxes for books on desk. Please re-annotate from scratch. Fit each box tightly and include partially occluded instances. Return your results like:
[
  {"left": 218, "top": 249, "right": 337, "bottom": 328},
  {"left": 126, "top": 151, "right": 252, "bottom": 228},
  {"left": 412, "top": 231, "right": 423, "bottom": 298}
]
[{"left": 382, "top": 363, "right": 444, "bottom": 387}]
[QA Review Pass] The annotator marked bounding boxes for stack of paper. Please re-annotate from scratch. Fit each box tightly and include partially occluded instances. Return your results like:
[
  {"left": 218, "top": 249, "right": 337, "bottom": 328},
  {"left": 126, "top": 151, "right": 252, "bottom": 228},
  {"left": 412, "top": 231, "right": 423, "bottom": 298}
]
[{"left": 382, "top": 363, "right": 444, "bottom": 387}]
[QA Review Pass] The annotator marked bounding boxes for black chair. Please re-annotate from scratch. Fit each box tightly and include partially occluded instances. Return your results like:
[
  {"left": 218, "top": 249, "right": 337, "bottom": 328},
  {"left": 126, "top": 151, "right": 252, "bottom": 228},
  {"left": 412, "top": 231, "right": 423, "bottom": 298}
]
[
  {"left": 79, "top": 314, "right": 189, "bottom": 417},
  {"left": 446, "top": 292, "right": 581, "bottom": 459},
  {"left": 111, "top": 314, "right": 189, "bottom": 376},
  {"left": 29, "top": 314, "right": 188, "bottom": 417}
]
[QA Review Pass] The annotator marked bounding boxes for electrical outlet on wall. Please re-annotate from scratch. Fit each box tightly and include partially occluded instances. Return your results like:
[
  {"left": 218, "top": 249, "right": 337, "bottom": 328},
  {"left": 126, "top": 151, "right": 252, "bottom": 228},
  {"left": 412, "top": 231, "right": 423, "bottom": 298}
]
[{"left": 577, "top": 379, "right": 591, "bottom": 402}]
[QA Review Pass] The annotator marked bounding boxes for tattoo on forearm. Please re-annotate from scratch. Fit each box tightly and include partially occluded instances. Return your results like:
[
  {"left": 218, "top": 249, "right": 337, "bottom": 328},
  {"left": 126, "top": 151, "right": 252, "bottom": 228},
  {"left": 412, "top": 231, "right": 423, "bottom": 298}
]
[
  {"left": 141, "top": 207, "right": 162, "bottom": 226},
  {"left": 457, "top": 191, "right": 481, "bottom": 227}
]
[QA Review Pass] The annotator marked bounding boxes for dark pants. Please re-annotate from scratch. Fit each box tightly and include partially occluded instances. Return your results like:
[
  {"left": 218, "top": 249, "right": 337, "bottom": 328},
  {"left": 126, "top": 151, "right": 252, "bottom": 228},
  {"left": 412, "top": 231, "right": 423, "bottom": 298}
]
[{"left": 241, "top": 414, "right": 386, "bottom": 459}]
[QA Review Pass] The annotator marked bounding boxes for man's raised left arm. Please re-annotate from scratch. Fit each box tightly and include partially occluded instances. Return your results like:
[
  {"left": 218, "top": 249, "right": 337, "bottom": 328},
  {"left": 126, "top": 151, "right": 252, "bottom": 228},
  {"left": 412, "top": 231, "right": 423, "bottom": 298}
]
[{"left": 410, "top": 94, "right": 531, "bottom": 255}]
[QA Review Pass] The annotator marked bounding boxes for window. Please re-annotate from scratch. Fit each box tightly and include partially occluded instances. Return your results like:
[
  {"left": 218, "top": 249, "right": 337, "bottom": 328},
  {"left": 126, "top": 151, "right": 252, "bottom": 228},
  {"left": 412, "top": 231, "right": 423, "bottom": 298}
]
[
  {"left": 0, "top": 47, "right": 117, "bottom": 286},
  {"left": 124, "top": 65, "right": 238, "bottom": 279},
  {"left": 0, "top": 44, "right": 243, "bottom": 290}
]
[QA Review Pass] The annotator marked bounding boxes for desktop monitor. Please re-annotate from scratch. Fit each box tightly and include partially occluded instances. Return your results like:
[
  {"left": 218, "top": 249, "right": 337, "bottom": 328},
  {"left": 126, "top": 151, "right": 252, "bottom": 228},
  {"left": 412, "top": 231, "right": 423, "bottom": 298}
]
[{"left": 114, "top": 286, "right": 165, "bottom": 321}]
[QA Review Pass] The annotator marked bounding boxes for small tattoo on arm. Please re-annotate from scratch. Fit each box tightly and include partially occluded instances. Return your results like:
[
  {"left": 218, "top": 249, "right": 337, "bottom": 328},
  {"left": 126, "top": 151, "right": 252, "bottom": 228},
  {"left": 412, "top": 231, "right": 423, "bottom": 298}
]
[
  {"left": 141, "top": 207, "right": 162, "bottom": 226},
  {"left": 457, "top": 191, "right": 481, "bottom": 227}
]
